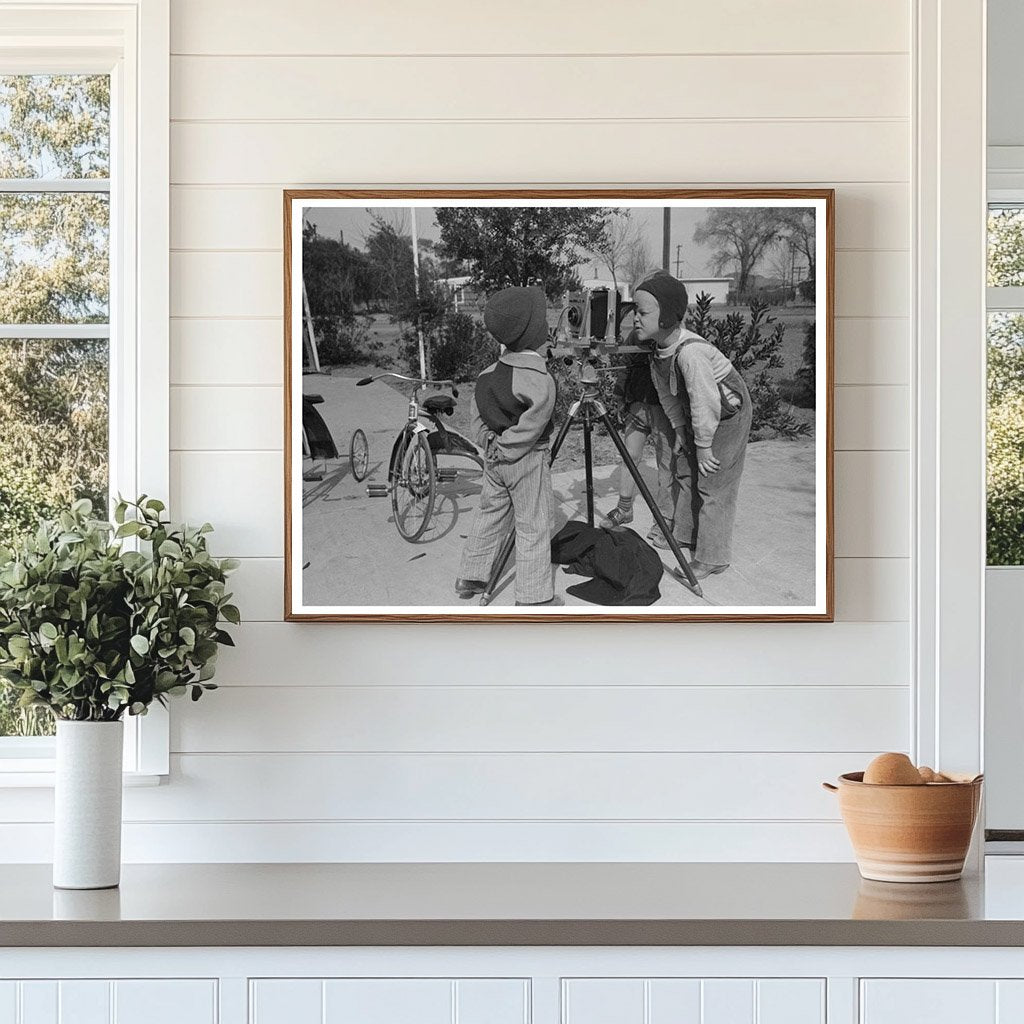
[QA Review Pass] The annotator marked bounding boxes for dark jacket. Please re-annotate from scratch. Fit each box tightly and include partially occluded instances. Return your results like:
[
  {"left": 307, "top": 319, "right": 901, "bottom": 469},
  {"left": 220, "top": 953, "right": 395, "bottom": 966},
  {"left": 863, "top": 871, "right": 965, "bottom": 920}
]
[{"left": 550, "top": 521, "right": 663, "bottom": 606}]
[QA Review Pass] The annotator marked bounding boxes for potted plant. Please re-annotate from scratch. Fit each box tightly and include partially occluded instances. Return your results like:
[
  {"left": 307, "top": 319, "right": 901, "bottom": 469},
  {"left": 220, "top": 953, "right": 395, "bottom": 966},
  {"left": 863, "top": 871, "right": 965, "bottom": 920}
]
[{"left": 0, "top": 497, "right": 239, "bottom": 889}]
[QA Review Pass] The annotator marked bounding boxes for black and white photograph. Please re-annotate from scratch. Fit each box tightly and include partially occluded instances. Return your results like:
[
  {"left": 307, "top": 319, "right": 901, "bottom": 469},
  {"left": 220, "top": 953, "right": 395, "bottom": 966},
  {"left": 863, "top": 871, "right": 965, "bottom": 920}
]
[{"left": 285, "top": 191, "right": 833, "bottom": 621}]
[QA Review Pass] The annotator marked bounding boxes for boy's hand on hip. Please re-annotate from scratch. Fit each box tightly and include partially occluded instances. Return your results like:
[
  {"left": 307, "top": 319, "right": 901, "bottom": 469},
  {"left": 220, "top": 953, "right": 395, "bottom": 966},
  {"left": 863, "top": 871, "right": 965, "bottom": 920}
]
[{"left": 697, "top": 450, "right": 721, "bottom": 476}]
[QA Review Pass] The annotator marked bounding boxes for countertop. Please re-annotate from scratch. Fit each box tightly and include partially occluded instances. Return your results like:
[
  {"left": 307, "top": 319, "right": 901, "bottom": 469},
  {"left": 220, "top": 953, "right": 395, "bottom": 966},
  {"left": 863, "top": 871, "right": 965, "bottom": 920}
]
[{"left": 4, "top": 861, "right": 1024, "bottom": 947}]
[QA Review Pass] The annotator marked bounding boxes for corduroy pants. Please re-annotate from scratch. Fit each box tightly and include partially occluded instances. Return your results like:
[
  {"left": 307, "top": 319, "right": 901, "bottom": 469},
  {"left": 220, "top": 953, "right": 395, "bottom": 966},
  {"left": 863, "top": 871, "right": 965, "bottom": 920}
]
[{"left": 459, "top": 448, "right": 555, "bottom": 604}]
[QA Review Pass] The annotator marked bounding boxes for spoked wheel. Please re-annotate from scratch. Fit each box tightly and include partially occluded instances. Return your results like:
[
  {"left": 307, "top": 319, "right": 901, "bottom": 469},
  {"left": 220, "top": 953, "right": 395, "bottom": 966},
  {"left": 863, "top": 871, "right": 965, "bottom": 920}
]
[
  {"left": 349, "top": 428, "right": 369, "bottom": 482},
  {"left": 391, "top": 432, "right": 436, "bottom": 541}
]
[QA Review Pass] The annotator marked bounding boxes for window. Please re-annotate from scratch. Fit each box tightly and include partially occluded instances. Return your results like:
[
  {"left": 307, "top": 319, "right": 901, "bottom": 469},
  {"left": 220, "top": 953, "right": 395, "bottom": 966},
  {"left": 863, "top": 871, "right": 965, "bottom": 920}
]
[
  {"left": 0, "top": 3, "right": 169, "bottom": 778},
  {"left": 0, "top": 74, "right": 111, "bottom": 738},
  {"left": 986, "top": 205, "right": 1024, "bottom": 565}
]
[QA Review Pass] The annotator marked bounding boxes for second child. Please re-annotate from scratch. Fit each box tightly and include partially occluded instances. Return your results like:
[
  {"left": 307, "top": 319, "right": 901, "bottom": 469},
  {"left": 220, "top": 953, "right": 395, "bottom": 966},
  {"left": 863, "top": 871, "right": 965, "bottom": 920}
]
[{"left": 455, "top": 286, "right": 560, "bottom": 607}]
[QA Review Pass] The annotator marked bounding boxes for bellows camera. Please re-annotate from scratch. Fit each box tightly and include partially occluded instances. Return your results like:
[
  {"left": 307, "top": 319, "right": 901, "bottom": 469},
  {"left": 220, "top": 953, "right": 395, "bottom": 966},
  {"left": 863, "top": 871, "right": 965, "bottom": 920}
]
[{"left": 564, "top": 286, "right": 634, "bottom": 345}]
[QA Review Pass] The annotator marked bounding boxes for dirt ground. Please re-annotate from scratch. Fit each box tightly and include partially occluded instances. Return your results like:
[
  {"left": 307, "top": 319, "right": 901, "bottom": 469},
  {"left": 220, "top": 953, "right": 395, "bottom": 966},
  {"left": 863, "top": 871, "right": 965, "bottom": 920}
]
[{"left": 299, "top": 371, "right": 819, "bottom": 612}]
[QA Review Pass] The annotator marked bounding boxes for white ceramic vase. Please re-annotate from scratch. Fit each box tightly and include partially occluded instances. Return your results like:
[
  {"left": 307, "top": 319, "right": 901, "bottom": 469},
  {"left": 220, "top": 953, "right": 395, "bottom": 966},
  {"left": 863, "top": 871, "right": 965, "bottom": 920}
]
[{"left": 53, "top": 719, "right": 124, "bottom": 890}]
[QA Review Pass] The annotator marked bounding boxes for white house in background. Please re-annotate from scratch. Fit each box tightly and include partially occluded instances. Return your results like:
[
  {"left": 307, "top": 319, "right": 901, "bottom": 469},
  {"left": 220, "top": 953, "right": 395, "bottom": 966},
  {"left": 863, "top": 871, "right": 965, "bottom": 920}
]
[{"left": 682, "top": 277, "right": 732, "bottom": 304}]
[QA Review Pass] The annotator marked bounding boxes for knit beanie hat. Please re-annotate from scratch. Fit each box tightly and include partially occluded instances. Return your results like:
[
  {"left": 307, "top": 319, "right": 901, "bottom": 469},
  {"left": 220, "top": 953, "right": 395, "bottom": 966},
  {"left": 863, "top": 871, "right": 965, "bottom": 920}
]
[
  {"left": 483, "top": 286, "right": 549, "bottom": 353},
  {"left": 635, "top": 272, "right": 689, "bottom": 330}
]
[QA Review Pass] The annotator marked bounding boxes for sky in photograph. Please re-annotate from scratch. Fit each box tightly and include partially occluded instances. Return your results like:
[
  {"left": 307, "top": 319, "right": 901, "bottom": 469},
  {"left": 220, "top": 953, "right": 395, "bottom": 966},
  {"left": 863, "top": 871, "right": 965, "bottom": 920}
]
[{"left": 302, "top": 205, "right": 751, "bottom": 285}]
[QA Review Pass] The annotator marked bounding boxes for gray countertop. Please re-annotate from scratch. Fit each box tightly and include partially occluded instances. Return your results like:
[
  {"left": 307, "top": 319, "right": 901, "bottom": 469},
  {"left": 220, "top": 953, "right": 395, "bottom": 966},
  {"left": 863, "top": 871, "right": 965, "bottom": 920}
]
[{"left": 4, "top": 861, "right": 1024, "bottom": 947}]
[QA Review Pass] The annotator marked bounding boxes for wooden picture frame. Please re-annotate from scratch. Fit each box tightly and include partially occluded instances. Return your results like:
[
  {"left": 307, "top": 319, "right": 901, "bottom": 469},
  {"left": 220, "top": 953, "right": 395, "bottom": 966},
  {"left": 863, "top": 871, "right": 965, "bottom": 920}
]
[{"left": 285, "top": 189, "right": 834, "bottom": 622}]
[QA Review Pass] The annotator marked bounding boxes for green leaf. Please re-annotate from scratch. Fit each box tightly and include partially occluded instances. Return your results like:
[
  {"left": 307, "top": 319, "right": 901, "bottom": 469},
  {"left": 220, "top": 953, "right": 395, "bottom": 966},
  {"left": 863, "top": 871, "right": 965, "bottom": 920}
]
[
  {"left": 130, "top": 634, "right": 150, "bottom": 656},
  {"left": 145, "top": 498, "right": 166, "bottom": 513},
  {"left": 220, "top": 604, "right": 241, "bottom": 625},
  {"left": 158, "top": 539, "right": 183, "bottom": 559},
  {"left": 39, "top": 622, "right": 58, "bottom": 641},
  {"left": 178, "top": 626, "right": 196, "bottom": 646}
]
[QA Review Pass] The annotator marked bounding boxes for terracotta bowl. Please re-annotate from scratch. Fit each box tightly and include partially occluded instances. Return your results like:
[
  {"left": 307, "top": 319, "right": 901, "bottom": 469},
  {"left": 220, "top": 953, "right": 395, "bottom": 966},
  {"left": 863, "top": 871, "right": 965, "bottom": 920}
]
[{"left": 823, "top": 772, "right": 983, "bottom": 883}]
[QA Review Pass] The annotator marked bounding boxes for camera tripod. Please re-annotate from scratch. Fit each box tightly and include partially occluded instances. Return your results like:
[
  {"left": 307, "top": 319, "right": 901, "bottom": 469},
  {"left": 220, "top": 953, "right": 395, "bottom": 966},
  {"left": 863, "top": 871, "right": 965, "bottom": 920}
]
[{"left": 478, "top": 362, "right": 703, "bottom": 604}]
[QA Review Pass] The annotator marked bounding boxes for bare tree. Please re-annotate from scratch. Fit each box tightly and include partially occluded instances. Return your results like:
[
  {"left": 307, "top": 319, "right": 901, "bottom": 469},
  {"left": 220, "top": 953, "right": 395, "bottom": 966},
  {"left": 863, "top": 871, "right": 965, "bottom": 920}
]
[
  {"left": 590, "top": 211, "right": 643, "bottom": 292},
  {"left": 624, "top": 237, "right": 655, "bottom": 292},
  {"left": 692, "top": 208, "right": 784, "bottom": 300},
  {"left": 778, "top": 209, "right": 816, "bottom": 284}
]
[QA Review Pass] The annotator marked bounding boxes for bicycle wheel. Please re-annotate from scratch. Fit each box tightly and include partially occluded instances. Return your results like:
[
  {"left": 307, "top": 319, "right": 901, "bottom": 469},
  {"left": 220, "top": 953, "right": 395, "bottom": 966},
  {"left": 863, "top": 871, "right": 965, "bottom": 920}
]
[
  {"left": 391, "top": 431, "right": 436, "bottom": 542},
  {"left": 349, "top": 428, "right": 369, "bottom": 482}
]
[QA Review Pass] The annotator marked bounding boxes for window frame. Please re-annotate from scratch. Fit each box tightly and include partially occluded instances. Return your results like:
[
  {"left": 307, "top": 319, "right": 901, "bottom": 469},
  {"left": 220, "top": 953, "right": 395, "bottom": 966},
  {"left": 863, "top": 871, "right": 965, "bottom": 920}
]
[{"left": 0, "top": 0, "right": 169, "bottom": 783}]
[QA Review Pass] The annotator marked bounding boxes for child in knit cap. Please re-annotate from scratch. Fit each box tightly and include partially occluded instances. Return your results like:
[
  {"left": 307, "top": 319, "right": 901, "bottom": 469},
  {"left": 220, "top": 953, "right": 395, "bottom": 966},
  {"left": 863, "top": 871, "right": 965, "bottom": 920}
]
[
  {"left": 455, "top": 286, "right": 560, "bottom": 606},
  {"left": 633, "top": 272, "right": 752, "bottom": 581}
]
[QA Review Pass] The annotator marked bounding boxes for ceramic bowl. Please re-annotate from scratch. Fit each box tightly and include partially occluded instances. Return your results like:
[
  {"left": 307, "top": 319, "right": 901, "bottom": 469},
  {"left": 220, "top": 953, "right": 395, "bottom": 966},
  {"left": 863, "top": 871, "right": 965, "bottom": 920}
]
[{"left": 823, "top": 771, "right": 983, "bottom": 883}]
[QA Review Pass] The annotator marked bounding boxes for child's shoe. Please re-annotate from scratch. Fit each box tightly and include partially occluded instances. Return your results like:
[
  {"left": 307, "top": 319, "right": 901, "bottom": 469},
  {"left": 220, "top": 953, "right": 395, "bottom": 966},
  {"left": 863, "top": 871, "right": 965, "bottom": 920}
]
[
  {"left": 601, "top": 506, "right": 633, "bottom": 527},
  {"left": 671, "top": 561, "right": 728, "bottom": 582},
  {"left": 454, "top": 578, "right": 487, "bottom": 597}
]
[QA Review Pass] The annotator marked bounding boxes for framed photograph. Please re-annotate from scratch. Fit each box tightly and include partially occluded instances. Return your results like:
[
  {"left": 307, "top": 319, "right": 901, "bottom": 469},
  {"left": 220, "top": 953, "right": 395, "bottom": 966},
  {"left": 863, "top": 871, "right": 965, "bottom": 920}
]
[{"left": 285, "top": 189, "right": 833, "bottom": 622}]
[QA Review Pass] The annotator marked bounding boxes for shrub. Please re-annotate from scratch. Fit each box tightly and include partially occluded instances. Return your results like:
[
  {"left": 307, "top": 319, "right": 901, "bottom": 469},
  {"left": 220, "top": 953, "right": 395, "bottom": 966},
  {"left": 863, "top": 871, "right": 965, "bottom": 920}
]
[
  {"left": 401, "top": 310, "right": 498, "bottom": 382},
  {"left": 315, "top": 314, "right": 388, "bottom": 368},
  {"left": 686, "top": 293, "right": 810, "bottom": 440}
]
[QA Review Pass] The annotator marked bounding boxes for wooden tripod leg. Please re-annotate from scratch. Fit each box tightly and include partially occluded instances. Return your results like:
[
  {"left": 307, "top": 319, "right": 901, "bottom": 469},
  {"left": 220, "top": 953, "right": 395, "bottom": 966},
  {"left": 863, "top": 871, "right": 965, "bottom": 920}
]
[{"left": 597, "top": 410, "right": 704, "bottom": 597}]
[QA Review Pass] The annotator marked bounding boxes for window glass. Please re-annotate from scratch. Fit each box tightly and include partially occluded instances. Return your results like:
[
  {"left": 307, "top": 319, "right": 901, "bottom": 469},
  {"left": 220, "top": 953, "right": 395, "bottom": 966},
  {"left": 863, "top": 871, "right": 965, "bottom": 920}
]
[
  {"left": 988, "top": 206, "right": 1024, "bottom": 289},
  {"left": 0, "top": 75, "right": 110, "bottom": 739},
  {"left": 987, "top": 313, "right": 1024, "bottom": 566},
  {"left": 0, "top": 75, "right": 109, "bottom": 179},
  {"left": 0, "top": 192, "right": 109, "bottom": 323}
]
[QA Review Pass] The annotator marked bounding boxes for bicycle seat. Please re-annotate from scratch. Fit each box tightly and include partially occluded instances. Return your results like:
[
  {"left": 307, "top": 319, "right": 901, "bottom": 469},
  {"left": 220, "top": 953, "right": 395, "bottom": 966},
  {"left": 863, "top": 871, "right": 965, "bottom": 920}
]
[
  {"left": 422, "top": 394, "right": 455, "bottom": 415},
  {"left": 303, "top": 393, "right": 325, "bottom": 405}
]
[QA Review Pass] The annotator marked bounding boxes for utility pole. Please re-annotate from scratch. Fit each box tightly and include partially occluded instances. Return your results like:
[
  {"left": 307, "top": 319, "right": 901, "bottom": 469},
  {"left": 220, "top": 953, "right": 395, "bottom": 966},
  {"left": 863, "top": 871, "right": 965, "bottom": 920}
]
[
  {"left": 675, "top": 244, "right": 683, "bottom": 278},
  {"left": 662, "top": 208, "right": 671, "bottom": 271},
  {"left": 410, "top": 206, "right": 427, "bottom": 378}
]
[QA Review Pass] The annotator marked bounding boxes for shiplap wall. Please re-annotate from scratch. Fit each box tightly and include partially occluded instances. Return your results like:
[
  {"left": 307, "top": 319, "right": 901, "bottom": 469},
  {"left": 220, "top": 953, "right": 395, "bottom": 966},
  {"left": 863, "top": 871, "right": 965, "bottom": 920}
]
[{"left": 4, "top": 0, "right": 917, "bottom": 861}]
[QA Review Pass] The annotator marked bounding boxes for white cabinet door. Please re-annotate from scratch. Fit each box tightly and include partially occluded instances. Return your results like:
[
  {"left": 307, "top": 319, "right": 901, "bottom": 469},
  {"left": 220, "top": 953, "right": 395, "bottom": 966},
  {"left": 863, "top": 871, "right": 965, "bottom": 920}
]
[
  {"left": 249, "top": 979, "right": 529, "bottom": 1024},
  {"left": 862, "top": 980, "right": 997, "bottom": 1024},
  {"left": 562, "top": 978, "right": 825, "bottom": 1024},
  {"left": 0, "top": 980, "right": 217, "bottom": 1024}
]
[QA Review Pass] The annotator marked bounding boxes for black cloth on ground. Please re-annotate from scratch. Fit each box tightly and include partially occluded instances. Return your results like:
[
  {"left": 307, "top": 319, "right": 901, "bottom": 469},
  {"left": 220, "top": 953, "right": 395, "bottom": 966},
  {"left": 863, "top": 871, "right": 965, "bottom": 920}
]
[{"left": 550, "top": 520, "right": 663, "bottom": 606}]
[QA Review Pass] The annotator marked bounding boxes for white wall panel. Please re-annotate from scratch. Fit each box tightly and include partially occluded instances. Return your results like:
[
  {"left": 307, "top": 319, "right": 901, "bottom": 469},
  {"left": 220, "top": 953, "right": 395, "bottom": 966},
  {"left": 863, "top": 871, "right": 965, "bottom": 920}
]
[
  {"left": 170, "top": 319, "right": 282, "bottom": 386},
  {"left": 170, "top": 121, "right": 909, "bottom": 186},
  {"left": 834, "top": 319, "right": 910, "bottom": 386},
  {"left": 834, "top": 386, "right": 910, "bottom": 451},
  {"left": 170, "top": 386, "right": 281, "bottom": 451},
  {"left": 0, "top": 983, "right": 13, "bottom": 1024},
  {"left": 172, "top": 55, "right": 908, "bottom": 122},
  {"left": 124, "top": 752, "right": 860, "bottom": 821},
  {"left": 170, "top": 451, "right": 282, "bottom": 557},
  {"left": 170, "top": 0, "right": 909, "bottom": 56},
  {"left": 170, "top": 183, "right": 909, "bottom": 252},
  {"left": 834, "top": 452, "right": 910, "bottom": 558},
  {"left": 833, "top": 558, "right": 909, "bottom": 621},
  {"left": 211, "top": 622, "right": 910, "bottom": 687},
  {"left": 171, "top": 684, "right": 908, "bottom": 753}
]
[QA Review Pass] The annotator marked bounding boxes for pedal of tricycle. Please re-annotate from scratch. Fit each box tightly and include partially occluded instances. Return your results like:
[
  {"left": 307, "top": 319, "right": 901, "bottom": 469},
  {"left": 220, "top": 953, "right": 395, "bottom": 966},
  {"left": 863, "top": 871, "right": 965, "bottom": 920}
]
[
  {"left": 366, "top": 483, "right": 389, "bottom": 497},
  {"left": 436, "top": 467, "right": 459, "bottom": 482}
]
